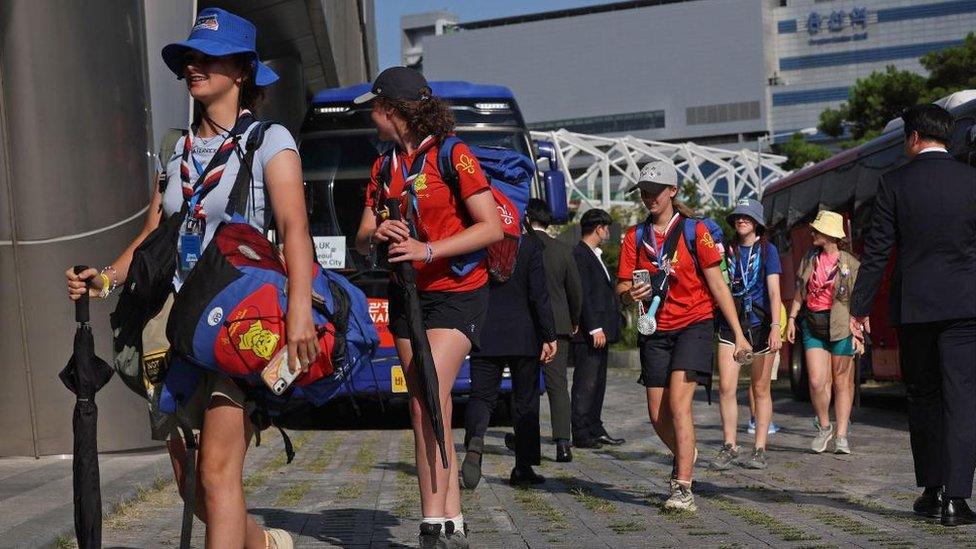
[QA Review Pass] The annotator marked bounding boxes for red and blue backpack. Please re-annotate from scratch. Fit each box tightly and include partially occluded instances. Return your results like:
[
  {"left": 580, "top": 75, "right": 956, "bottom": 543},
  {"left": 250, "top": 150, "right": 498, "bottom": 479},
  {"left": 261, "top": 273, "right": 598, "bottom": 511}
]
[{"left": 160, "top": 122, "right": 379, "bottom": 417}]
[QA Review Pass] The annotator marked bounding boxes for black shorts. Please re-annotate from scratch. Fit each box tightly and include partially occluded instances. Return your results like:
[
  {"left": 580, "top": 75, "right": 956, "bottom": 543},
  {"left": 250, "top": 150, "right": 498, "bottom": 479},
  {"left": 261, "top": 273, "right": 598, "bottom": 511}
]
[
  {"left": 717, "top": 323, "right": 772, "bottom": 355},
  {"left": 388, "top": 283, "right": 489, "bottom": 351},
  {"left": 638, "top": 319, "right": 715, "bottom": 388}
]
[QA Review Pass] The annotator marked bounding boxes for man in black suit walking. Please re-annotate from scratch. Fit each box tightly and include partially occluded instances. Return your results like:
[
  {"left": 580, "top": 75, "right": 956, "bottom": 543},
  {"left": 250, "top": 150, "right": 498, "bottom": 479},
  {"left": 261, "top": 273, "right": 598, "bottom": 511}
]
[
  {"left": 526, "top": 199, "right": 583, "bottom": 462},
  {"left": 851, "top": 104, "right": 976, "bottom": 526},
  {"left": 572, "top": 208, "right": 625, "bottom": 449},
  {"left": 461, "top": 230, "right": 557, "bottom": 488}
]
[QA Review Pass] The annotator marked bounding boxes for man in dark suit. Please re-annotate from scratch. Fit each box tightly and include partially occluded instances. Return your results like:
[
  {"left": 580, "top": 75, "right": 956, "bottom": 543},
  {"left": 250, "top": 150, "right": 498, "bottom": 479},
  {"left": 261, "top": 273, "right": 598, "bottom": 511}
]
[
  {"left": 851, "top": 104, "right": 976, "bottom": 526},
  {"left": 461, "top": 231, "right": 557, "bottom": 488},
  {"left": 572, "top": 208, "right": 625, "bottom": 449},
  {"left": 526, "top": 199, "right": 583, "bottom": 462}
]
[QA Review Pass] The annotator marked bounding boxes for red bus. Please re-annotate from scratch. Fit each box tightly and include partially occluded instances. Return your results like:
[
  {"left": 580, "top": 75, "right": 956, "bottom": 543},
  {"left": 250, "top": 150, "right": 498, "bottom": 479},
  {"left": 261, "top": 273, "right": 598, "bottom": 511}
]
[{"left": 761, "top": 93, "right": 976, "bottom": 399}]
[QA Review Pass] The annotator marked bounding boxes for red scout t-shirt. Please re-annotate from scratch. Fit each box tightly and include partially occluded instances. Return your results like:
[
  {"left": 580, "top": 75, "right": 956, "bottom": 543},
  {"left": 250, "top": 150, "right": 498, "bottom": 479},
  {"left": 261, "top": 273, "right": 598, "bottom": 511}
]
[
  {"left": 617, "top": 217, "right": 723, "bottom": 332},
  {"left": 364, "top": 136, "right": 490, "bottom": 292}
]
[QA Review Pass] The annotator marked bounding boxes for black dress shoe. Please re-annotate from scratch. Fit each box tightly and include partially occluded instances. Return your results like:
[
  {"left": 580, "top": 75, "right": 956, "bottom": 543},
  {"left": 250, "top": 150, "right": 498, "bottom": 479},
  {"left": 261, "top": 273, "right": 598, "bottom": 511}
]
[
  {"left": 555, "top": 439, "right": 573, "bottom": 463},
  {"left": 510, "top": 466, "right": 546, "bottom": 486},
  {"left": 942, "top": 497, "right": 976, "bottom": 527},
  {"left": 913, "top": 487, "right": 944, "bottom": 518},
  {"left": 504, "top": 432, "right": 516, "bottom": 453},
  {"left": 596, "top": 434, "right": 626, "bottom": 446},
  {"left": 573, "top": 439, "right": 603, "bottom": 449},
  {"left": 461, "top": 437, "right": 484, "bottom": 489}
]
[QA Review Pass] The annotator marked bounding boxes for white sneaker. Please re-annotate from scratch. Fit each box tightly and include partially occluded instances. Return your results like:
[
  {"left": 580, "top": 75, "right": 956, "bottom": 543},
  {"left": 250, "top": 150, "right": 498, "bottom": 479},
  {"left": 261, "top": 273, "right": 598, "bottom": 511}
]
[
  {"left": 266, "top": 528, "right": 293, "bottom": 549},
  {"left": 834, "top": 436, "right": 851, "bottom": 454},
  {"left": 664, "top": 480, "right": 697, "bottom": 512},
  {"left": 811, "top": 423, "right": 834, "bottom": 453}
]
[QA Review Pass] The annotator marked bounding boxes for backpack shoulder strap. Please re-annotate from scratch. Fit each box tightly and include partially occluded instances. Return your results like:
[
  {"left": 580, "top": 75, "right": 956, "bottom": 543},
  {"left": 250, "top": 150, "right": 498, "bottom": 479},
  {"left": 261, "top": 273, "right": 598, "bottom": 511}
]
[
  {"left": 437, "top": 135, "right": 463, "bottom": 195},
  {"left": 635, "top": 221, "right": 646, "bottom": 261},
  {"left": 156, "top": 128, "right": 187, "bottom": 195},
  {"left": 224, "top": 120, "right": 274, "bottom": 219},
  {"left": 375, "top": 150, "right": 394, "bottom": 208},
  {"left": 683, "top": 216, "right": 700, "bottom": 260}
]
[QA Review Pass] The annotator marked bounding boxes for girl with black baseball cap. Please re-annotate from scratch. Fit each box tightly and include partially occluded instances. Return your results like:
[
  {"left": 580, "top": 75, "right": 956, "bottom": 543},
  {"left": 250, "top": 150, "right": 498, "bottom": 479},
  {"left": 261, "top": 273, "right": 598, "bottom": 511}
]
[{"left": 354, "top": 66, "right": 503, "bottom": 548}]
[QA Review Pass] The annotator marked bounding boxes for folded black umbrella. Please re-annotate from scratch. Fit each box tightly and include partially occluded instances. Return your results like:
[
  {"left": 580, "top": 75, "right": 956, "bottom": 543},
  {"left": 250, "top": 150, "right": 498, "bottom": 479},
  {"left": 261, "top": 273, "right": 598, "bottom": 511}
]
[
  {"left": 59, "top": 266, "right": 114, "bottom": 549},
  {"left": 385, "top": 200, "right": 449, "bottom": 468}
]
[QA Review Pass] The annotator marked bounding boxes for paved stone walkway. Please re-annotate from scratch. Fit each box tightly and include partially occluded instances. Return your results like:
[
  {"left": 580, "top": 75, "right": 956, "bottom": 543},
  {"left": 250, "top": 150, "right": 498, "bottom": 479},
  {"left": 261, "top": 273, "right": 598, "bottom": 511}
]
[{"left": 14, "top": 364, "right": 976, "bottom": 547}]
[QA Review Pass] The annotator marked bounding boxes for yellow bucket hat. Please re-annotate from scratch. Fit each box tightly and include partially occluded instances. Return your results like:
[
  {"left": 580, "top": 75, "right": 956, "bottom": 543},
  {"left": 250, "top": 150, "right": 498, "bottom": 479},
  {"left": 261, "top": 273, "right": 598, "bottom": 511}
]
[{"left": 810, "top": 210, "right": 846, "bottom": 239}]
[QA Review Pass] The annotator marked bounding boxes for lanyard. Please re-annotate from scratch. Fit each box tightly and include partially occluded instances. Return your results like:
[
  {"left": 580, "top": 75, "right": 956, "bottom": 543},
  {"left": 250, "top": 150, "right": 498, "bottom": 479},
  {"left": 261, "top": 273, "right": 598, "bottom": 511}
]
[
  {"left": 730, "top": 244, "right": 761, "bottom": 297},
  {"left": 180, "top": 111, "right": 253, "bottom": 221},
  {"left": 640, "top": 213, "right": 681, "bottom": 270}
]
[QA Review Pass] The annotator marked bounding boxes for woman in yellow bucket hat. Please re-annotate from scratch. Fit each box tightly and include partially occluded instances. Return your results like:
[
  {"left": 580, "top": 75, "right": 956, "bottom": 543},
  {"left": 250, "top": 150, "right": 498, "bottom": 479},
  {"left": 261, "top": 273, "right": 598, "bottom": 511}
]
[{"left": 786, "top": 210, "right": 861, "bottom": 455}]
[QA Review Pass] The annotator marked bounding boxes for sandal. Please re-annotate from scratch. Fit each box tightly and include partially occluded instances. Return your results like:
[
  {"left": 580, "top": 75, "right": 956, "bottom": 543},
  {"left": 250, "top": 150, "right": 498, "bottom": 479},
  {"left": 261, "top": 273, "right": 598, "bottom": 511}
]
[{"left": 265, "top": 528, "right": 293, "bottom": 549}]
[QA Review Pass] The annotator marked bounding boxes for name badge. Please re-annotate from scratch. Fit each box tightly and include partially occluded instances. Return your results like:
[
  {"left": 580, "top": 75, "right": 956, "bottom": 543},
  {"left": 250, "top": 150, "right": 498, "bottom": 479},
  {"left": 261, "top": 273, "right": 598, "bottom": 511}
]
[{"left": 178, "top": 230, "right": 203, "bottom": 272}]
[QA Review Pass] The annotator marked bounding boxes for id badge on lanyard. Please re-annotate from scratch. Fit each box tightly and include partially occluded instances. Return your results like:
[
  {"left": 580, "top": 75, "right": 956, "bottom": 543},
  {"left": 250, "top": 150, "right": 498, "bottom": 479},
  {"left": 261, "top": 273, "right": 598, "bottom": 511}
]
[{"left": 178, "top": 218, "right": 203, "bottom": 273}]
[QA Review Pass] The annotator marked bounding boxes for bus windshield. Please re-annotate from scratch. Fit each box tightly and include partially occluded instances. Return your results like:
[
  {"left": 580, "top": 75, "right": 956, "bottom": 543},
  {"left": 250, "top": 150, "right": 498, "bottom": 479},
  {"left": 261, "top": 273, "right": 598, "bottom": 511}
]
[{"left": 300, "top": 129, "right": 533, "bottom": 272}]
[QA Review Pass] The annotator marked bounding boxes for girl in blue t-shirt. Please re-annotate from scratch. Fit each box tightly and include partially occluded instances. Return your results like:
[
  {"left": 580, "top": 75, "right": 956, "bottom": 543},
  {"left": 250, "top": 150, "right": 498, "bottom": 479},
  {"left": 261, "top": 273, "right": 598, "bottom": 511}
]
[{"left": 710, "top": 199, "right": 783, "bottom": 472}]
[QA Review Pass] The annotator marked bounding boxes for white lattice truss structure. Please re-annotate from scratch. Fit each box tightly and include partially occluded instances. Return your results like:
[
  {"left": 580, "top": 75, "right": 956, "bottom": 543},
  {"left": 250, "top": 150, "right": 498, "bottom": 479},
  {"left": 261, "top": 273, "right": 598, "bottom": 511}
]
[{"left": 530, "top": 129, "right": 791, "bottom": 210}]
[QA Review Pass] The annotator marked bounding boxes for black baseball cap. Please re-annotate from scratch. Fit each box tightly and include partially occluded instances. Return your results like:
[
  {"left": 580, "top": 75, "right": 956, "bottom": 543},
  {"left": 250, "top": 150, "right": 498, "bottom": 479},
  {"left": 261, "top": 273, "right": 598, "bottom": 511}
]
[{"left": 354, "top": 66, "right": 430, "bottom": 104}]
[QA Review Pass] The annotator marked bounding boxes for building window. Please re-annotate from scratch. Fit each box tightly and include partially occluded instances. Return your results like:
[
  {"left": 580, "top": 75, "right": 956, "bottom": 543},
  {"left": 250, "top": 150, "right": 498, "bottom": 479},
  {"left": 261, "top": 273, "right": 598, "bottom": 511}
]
[
  {"left": 527, "top": 110, "right": 665, "bottom": 134},
  {"left": 686, "top": 101, "right": 761, "bottom": 126}
]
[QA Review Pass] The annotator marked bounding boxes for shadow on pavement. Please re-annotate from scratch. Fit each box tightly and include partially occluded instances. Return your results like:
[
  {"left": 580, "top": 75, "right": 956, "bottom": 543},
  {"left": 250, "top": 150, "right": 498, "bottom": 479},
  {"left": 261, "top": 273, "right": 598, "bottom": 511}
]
[{"left": 250, "top": 506, "right": 408, "bottom": 547}]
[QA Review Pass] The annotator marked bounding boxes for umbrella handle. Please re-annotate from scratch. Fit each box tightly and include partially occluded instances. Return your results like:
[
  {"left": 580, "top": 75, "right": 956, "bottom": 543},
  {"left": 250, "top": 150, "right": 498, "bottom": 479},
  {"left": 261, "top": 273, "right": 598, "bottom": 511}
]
[{"left": 73, "top": 265, "right": 89, "bottom": 324}]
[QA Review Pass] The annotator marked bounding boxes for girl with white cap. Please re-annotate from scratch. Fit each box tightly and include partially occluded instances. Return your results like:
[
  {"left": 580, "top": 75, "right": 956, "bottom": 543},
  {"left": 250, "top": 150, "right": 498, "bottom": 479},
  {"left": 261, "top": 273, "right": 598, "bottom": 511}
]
[
  {"left": 786, "top": 210, "right": 861, "bottom": 455},
  {"left": 710, "top": 199, "right": 783, "bottom": 471},
  {"left": 67, "top": 8, "right": 306, "bottom": 547},
  {"left": 617, "top": 161, "right": 751, "bottom": 512}
]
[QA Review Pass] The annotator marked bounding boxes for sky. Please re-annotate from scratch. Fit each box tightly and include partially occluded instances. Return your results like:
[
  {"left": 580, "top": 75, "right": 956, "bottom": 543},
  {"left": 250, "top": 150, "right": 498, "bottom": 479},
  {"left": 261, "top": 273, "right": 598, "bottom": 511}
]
[{"left": 374, "top": 0, "right": 617, "bottom": 72}]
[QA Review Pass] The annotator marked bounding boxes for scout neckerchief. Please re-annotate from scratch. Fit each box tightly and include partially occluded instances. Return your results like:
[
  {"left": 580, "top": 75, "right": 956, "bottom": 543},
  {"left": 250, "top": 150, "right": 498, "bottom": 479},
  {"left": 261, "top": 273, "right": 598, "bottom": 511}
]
[
  {"left": 729, "top": 241, "right": 763, "bottom": 317},
  {"left": 180, "top": 110, "right": 254, "bottom": 222},
  {"left": 385, "top": 136, "right": 436, "bottom": 239},
  {"left": 809, "top": 251, "right": 839, "bottom": 293},
  {"left": 177, "top": 110, "right": 254, "bottom": 273},
  {"left": 639, "top": 212, "right": 682, "bottom": 276}
]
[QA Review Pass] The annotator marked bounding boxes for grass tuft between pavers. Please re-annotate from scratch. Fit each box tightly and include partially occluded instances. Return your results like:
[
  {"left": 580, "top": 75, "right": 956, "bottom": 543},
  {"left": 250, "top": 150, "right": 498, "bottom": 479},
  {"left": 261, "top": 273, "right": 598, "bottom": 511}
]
[
  {"left": 104, "top": 473, "right": 178, "bottom": 531},
  {"left": 275, "top": 480, "right": 312, "bottom": 507},
  {"left": 305, "top": 432, "right": 346, "bottom": 473},
  {"left": 705, "top": 495, "right": 820, "bottom": 542},
  {"left": 54, "top": 535, "right": 78, "bottom": 549},
  {"left": 513, "top": 486, "right": 568, "bottom": 532},
  {"left": 608, "top": 519, "right": 647, "bottom": 533}
]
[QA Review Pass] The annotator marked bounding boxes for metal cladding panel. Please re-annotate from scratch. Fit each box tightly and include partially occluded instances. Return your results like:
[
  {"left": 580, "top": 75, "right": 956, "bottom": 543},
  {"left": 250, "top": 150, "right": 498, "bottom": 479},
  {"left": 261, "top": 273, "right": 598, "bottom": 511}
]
[
  {"left": 423, "top": 0, "right": 767, "bottom": 140},
  {"left": 0, "top": 0, "right": 156, "bottom": 455}
]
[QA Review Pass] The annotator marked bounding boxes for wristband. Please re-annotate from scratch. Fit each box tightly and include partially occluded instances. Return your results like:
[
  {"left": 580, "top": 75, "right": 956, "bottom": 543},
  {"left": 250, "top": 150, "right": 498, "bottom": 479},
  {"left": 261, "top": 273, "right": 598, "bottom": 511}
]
[
  {"left": 101, "top": 265, "right": 119, "bottom": 292},
  {"left": 423, "top": 243, "right": 434, "bottom": 264}
]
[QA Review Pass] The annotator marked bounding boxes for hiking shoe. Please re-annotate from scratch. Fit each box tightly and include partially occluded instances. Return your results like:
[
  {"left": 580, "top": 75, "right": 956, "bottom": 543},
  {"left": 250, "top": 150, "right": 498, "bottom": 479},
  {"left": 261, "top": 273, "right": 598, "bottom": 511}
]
[
  {"left": 444, "top": 521, "right": 470, "bottom": 548},
  {"left": 419, "top": 523, "right": 444, "bottom": 549},
  {"left": 461, "top": 437, "right": 483, "bottom": 489},
  {"left": 811, "top": 423, "right": 834, "bottom": 453},
  {"left": 748, "top": 417, "right": 781, "bottom": 434},
  {"left": 710, "top": 443, "right": 739, "bottom": 471},
  {"left": 664, "top": 480, "right": 697, "bottom": 512},
  {"left": 834, "top": 436, "right": 851, "bottom": 455},
  {"left": 265, "top": 528, "right": 293, "bottom": 549},
  {"left": 743, "top": 447, "right": 768, "bottom": 469}
]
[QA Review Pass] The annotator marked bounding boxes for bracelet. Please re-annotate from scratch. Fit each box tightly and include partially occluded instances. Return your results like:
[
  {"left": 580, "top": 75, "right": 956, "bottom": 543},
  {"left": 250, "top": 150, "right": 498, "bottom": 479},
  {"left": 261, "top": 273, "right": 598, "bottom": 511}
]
[
  {"left": 788, "top": 315, "right": 797, "bottom": 320},
  {"left": 96, "top": 273, "right": 112, "bottom": 299},
  {"left": 101, "top": 265, "right": 119, "bottom": 292},
  {"left": 423, "top": 243, "right": 434, "bottom": 264},
  {"left": 770, "top": 322, "right": 781, "bottom": 327}
]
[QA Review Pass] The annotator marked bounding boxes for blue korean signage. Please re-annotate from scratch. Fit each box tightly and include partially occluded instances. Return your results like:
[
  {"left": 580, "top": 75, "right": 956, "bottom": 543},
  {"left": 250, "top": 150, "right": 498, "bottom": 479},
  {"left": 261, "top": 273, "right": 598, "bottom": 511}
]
[
  {"left": 806, "top": 7, "right": 869, "bottom": 46},
  {"left": 808, "top": 7, "right": 868, "bottom": 35}
]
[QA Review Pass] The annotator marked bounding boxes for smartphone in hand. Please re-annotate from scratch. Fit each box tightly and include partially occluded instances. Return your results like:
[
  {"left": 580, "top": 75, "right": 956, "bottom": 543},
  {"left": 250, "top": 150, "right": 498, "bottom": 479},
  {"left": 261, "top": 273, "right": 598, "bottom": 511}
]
[
  {"left": 632, "top": 269, "right": 651, "bottom": 287},
  {"left": 261, "top": 347, "right": 299, "bottom": 396}
]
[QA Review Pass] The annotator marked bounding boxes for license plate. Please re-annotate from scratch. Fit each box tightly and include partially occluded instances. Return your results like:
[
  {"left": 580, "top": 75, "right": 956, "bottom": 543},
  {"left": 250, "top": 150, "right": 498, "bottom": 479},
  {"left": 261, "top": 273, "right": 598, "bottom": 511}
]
[{"left": 391, "top": 365, "right": 407, "bottom": 394}]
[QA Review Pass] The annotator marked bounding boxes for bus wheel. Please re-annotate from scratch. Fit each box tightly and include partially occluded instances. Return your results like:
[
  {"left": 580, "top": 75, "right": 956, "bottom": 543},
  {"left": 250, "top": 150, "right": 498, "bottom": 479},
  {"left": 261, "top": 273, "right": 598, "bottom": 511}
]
[{"left": 789, "top": 343, "right": 810, "bottom": 401}]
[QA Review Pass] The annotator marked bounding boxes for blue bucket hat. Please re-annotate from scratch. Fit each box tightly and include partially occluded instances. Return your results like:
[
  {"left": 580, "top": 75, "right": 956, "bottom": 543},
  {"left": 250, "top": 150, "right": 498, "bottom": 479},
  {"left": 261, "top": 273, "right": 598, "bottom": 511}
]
[
  {"left": 162, "top": 8, "right": 278, "bottom": 87},
  {"left": 726, "top": 198, "right": 765, "bottom": 228}
]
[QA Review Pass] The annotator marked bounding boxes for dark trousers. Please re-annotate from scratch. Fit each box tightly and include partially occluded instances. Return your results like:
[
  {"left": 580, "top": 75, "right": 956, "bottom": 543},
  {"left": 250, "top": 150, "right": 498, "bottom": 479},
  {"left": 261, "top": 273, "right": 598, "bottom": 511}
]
[
  {"left": 542, "top": 336, "right": 572, "bottom": 441},
  {"left": 571, "top": 342, "right": 609, "bottom": 443},
  {"left": 465, "top": 356, "right": 541, "bottom": 467},
  {"left": 897, "top": 318, "right": 976, "bottom": 498}
]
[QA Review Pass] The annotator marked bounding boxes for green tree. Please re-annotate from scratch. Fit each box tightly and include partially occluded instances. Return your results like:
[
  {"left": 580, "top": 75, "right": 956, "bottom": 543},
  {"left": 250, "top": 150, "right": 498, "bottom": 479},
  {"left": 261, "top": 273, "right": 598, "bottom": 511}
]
[
  {"left": 818, "top": 104, "right": 849, "bottom": 138},
  {"left": 845, "top": 66, "right": 928, "bottom": 139},
  {"left": 921, "top": 33, "right": 976, "bottom": 100},
  {"left": 772, "top": 132, "right": 832, "bottom": 171}
]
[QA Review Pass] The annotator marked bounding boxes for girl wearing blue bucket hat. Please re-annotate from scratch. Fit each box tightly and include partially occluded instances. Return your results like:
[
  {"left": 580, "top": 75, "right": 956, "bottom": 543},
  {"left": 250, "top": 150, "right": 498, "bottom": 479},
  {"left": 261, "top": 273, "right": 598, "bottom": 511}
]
[
  {"left": 709, "top": 199, "right": 784, "bottom": 472},
  {"left": 67, "top": 8, "right": 304, "bottom": 548}
]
